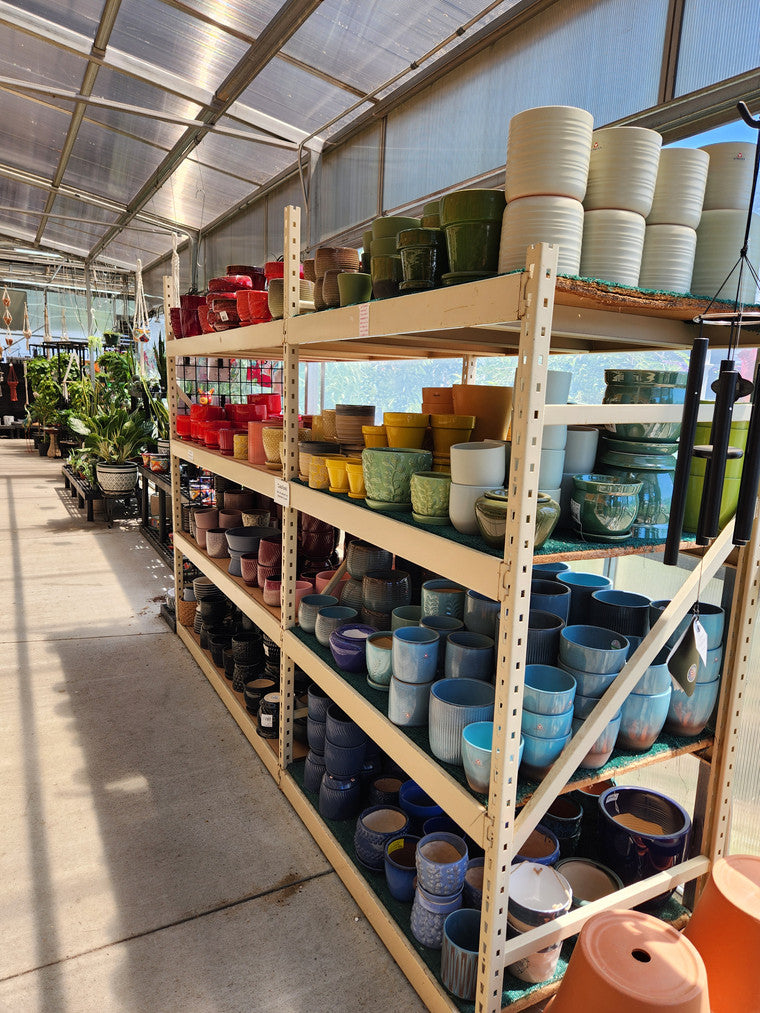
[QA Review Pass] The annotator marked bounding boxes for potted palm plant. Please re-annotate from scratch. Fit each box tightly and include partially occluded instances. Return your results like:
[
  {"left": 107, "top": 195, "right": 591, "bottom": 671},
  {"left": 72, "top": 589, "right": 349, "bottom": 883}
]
[{"left": 70, "top": 408, "right": 153, "bottom": 493}]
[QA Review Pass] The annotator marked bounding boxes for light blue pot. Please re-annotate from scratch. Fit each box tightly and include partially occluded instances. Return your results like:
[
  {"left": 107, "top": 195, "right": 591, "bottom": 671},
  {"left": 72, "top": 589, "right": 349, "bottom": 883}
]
[
  {"left": 524, "top": 664, "right": 576, "bottom": 715},
  {"left": 521, "top": 729, "right": 572, "bottom": 778},
  {"left": 416, "top": 831, "right": 469, "bottom": 895},
  {"left": 521, "top": 705, "right": 574, "bottom": 739},
  {"left": 388, "top": 674, "right": 432, "bottom": 727},
  {"left": 697, "top": 645, "right": 723, "bottom": 683},
  {"left": 559, "top": 661, "right": 619, "bottom": 698},
  {"left": 572, "top": 711, "right": 622, "bottom": 769},
  {"left": 665, "top": 677, "right": 720, "bottom": 737},
  {"left": 441, "top": 908, "right": 481, "bottom": 1000},
  {"left": 392, "top": 625, "right": 439, "bottom": 684},
  {"left": 649, "top": 599, "right": 725, "bottom": 651},
  {"left": 559, "top": 625, "right": 630, "bottom": 674},
  {"left": 421, "top": 578, "right": 467, "bottom": 620},
  {"left": 391, "top": 604, "right": 422, "bottom": 630},
  {"left": 429, "top": 678, "right": 495, "bottom": 765},
  {"left": 463, "top": 589, "right": 500, "bottom": 636},
  {"left": 634, "top": 648, "right": 672, "bottom": 693},
  {"left": 618, "top": 686, "right": 672, "bottom": 752},
  {"left": 461, "top": 721, "right": 492, "bottom": 793},
  {"left": 444, "top": 630, "right": 494, "bottom": 681},
  {"left": 365, "top": 630, "right": 394, "bottom": 687}
]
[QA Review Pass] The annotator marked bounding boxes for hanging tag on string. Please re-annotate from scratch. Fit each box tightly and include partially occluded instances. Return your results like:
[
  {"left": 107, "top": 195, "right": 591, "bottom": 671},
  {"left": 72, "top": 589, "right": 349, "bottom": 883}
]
[{"left": 666, "top": 616, "right": 703, "bottom": 697}]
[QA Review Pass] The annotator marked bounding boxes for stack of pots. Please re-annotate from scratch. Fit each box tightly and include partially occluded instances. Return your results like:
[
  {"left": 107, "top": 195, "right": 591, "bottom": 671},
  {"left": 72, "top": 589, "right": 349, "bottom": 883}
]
[
  {"left": 429, "top": 414, "right": 475, "bottom": 472},
  {"left": 388, "top": 626, "right": 439, "bottom": 727},
  {"left": 596, "top": 367, "right": 688, "bottom": 541},
  {"left": 539, "top": 369, "right": 573, "bottom": 504},
  {"left": 370, "top": 216, "right": 419, "bottom": 299},
  {"left": 313, "top": 245, "right": 360, "bottom": 309},
  {"left": 521, "top": 665, "right": 576, "bottom": 779},
  {"left": 410, "top": 831, "right": 469, "bottom": 948},
  {"left": 580, "top": 126, "right": 663, "bottom": 287},
  {"left": 439, "top": 188, "right": 505, "bottom": 285},
  {"left": 507, "top": 862, "right": 573, "bottom": 984},
  {"left": 558, "top": 625, "right": 629, "bottom": 768},
  {"left": 684, "top": 415, "right": 749, "bottom": 533},
  {"left": 640, "top": 146, "right": 709, "bottom": 292},
  {"left": 397, "top": 223, "right": 449, "bottom": 291},
  {"left": 500, "top": 105, "right": 593, "bottom": 276},
  {"left": 318, "top": 705, "right": 367, "bottom": 820},
  {"left": 360, "top": 568, "right": 412, "bottom": 630},
  {"left": 692, "top": 141, "right": 760, "bottom": 303},
  {"left": 617, "top": 646, "right": 672, "bottom": 752},
  {"left": 448, "top": 440, "right": 507, "bottom": 534},
  {"left": 558, "top": 426, "right": 599, "bottom": 528}
]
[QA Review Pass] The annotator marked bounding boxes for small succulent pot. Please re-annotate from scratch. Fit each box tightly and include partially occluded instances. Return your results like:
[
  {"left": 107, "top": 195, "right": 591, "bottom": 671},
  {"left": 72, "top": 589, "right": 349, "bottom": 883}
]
[
  {"left": 398, "top": 781, "right": 444, "bottom": 835},
  {"left": 232, "top": 631, "right": 264, "bottom": 665},
  {"left": 411, "top": 883, "right": 463, "bottom": 949},
  {"left": 318, "top": 772, "right": 362, "bottom": 821},
  {"left": 443, "top": 630, "right": 494, "bottom": 681},
  {"left": 410, "top": 470, "right": 452, "bottom": 523},
  {"left": 368, "top": 774, "right": 404, "bottom": 808},
  {"left": 397, "top": 227, "right": 449, "bottom": 291},
  {"left": 362, "top": 569, "right": 412, "bottom": 612},
  {"left": 388, "top": 674, "right": 433, "bottom": 727},
  {"left": 354, "top": 806, "right": 410, "bottom": 871},
  {"left": 531, "top": 578, "right": 572, "bottom": 625},
  {"left": 362, "top": 424, "right": 388, "bottom": 448},
  {"left": 384, "top": 834, "right": 422, "bottom": 902},
  {"left": 204, "top": 528, "right": 229, "bottom": 558},
  {"left": 520, "top": 728, "right": 572, "bottom": 779},
  {"left": 440, "top": 188, "right": 506, "bottom": 275},
  {"left": 649, "top": 599, "right": 725, "bottom": 652},
  {"left": 303, "top": 749, "right": 327, "bottom": 792},
  {"left": 463, "top": 590, "right": 500, "bottom": 638}
]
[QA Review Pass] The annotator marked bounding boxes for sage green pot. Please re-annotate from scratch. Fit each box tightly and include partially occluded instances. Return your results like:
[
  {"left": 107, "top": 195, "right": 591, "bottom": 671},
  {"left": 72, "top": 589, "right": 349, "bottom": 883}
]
[{"left": 362, "top": 447, "right": 433, "bottom": 510}]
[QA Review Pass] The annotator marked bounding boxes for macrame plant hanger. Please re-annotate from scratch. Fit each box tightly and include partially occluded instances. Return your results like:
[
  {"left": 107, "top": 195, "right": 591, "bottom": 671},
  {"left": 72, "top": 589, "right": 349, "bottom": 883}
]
[
  {"left": 132, "top": 258, "right": 151, "bottom": 378},
  {"left": 7, "top": 362, "right": 19, "bottom": 401},
  {"left": 665, "top": 99, "right": 760, "bottom": 564},
  {"left": 2, "top": 286, "right": 12, "bottom": 358},
  {"left": 22, "top": 301, "right": 31, "bottom": 352}
]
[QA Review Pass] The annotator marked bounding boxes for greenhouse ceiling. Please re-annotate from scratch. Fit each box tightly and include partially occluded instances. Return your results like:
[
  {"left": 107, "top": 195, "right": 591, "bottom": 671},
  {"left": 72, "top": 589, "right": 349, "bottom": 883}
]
[{"left": 0, "top": 0, "right": 758, "bottom": 282}]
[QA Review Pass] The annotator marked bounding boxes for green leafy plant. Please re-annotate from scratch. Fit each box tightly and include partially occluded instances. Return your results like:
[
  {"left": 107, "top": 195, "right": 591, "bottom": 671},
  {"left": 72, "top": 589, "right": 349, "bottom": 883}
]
[
  {"left": 27, "top": 374, "right": 65, "bottom": 428},
  {"left": 66, "top": 448, "right": 97, "bottom": 485},
  {"left": 70, "top": 408, "right": 153, "bottom": 464}
]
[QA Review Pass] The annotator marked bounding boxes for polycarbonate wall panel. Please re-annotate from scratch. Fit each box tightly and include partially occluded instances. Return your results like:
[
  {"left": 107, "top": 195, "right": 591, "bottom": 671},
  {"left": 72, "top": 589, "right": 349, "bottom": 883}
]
[
  {"left": 312, "top": 125, "right": 381, "bottom": 243},
  {"left": 383, "top": 0, "right": 670, "bottom": 208},
  {"left": 675, "top": 0, "right": 760, "bottom": 96},
  {"left": 100, "top": 227, "right": 177, "bottom": 271},
  {"left": 109, "top": 0, "right": 249, "bottom": 88},
  {"left": 201, "top": 201, "right": 267, "bottom": 286},
  {"left": 266, "top": 176, "right": 303, "bottom": 259},
  {"left": 0, "top": 92, "right": 71, "bottom": 179},
  {"left": 0, "top": 24, "right": 86, "bottom": 88}
]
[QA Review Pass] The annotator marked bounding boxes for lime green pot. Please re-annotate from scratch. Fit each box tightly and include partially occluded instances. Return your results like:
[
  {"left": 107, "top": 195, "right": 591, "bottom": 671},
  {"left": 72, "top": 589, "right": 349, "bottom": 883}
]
[
  {"left": 683, "top": 419, "right": 749, "bottom": 533},
  {"left": 370, "top": 255, "right": 403, "bottom": 300},
  {"left": 337, "top": 271, "right": 372, "bottom": 306}
]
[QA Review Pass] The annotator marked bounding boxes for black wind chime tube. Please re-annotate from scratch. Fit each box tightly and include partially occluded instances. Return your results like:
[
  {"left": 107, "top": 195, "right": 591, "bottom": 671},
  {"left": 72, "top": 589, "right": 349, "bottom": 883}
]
[
  {"left": 664, "top": 334, "right": 709, "bottom": 565},
  {"left": 732, "top": 356, "right": 760, "bottom": 545},
  {"left": 697, "top": 360, "right": 740, "bottom": 544}
]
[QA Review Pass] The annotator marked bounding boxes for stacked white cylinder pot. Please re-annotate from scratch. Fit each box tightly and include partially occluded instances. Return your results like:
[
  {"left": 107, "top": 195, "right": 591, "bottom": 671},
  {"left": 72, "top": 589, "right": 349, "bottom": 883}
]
[
  {"left": 499, "top": 106, "right": 593, "bottom": 275},
  {"left": 639, "top": 147, "right": 709, "bottom": 293},
  {"left": 580, "top": 126, "right": 662, "bottom": 286},
  {"left": 692, "top": 141, "right": 760, "bottom": 304}
]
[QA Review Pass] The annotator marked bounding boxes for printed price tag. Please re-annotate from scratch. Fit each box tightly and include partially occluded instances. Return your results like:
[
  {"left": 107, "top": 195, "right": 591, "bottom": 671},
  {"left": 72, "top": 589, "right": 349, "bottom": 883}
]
[
  {"left": 693, "top": 618, "right": 708, "bottom": 667},
  {"left": 359, "top": 302, "right": 369, "bottom": 337},
  {"left": 186, "top": 449, "right": 194, "bottom": 462},
  {"left": 219, "top": 310, "right": 229, "bottom": 322},
  {"left": 274, "top": 478, "right": 290, "bottom": 507}
]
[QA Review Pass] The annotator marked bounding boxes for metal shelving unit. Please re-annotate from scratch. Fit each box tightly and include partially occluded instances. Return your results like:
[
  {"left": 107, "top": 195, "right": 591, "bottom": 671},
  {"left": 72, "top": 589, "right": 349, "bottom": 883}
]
[{"left": 164, "top": 210, "right": 760, "bottom": 1013}]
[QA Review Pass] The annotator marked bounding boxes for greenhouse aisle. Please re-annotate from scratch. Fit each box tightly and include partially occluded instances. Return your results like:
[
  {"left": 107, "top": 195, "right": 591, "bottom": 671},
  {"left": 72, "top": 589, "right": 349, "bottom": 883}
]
[{"left": 0, "top": 443, "right": 424, "bottom": 1013}]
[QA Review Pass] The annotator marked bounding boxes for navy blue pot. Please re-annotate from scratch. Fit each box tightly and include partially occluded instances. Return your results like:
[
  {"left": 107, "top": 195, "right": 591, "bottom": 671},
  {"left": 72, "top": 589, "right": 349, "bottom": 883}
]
[
  {"left": 307, "top": 683, "right": 332, "bottom": 721},
  {"left": 324, "top": 736, "right": 366, "bottom": 778},
  {"left": 303, "top": 749, "right": 326, "bottom": 793},
  {"left": 306, "top": 716, "right": 326, "bottom": 753},
  {"left": 354, "top": 805, "right": 409, "bottom": 871},
  {"left": 590, "top": 589, "right": 651, "bottom": 639},
  {"left": 598, "top": 785, "right": 691, "bottom": 908},
  {"left": 384, "top": 834, "right": 422, "bottom": 902},
  {"left": 319, "top": 772, "right": 362, "bottom": 820},
  {"left": 398, "top": 779, "right": 443, "bottom": 835},
  {"left": 325, "top": 704, "right": 367, "bottom": 748}
]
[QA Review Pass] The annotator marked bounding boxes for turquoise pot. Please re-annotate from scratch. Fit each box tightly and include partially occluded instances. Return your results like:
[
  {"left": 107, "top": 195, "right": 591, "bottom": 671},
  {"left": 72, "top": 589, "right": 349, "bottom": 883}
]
[{"left": 602, "top": 461, "right": 675, "bottom": 525}]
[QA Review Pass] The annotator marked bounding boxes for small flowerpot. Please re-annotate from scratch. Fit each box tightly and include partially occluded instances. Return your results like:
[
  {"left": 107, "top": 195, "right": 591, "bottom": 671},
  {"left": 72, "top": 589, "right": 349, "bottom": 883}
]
[{"left": 354, "top": 806, "right": 409, "bottom": 871}]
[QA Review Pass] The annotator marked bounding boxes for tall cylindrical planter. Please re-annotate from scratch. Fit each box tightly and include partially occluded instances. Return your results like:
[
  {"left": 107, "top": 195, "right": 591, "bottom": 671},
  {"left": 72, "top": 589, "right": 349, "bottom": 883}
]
[
  {"left": 647, "top": 147, "right": 709, "bottom": 228},
  {"left": 638, "top": 224, "right": 697, "bottom": 293},
  {"left": 499, "top": 195, "right": 584, "bottom": 275},
  {"left": 580, "top": 209, "right": 646, "bottom": 287},
  {"left": 583, "top": 126, "right": 663, "bottom": 217}
]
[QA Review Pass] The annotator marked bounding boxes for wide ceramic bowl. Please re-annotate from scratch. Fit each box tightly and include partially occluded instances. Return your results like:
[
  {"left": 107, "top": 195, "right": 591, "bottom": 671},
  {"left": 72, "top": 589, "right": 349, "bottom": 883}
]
[
  {"left": 362, "top": 447, "right": 433, "bottom": 509},
  {"left": 475, "top": 489, "right": 560, "bottom": 549}
]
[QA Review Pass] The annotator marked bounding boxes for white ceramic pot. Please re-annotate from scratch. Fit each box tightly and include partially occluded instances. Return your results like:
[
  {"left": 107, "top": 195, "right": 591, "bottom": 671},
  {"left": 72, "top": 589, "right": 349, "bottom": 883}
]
[
  {"left": 546, "top": 369, "right": 572, "bottom": 405},
  {"left": 449, "top": 481, "right": 493, "bottom": 534},
  {"left": 542, "top": 424, "right": 567, "bottom": 451},
  {"left": 700, "top": 141, "right": 757, "bottom": 211},
  {"left": 639, "top": 224, "right": 697, "bottom": 294},
  {"left": 692, "top": 210, "right": 760, "bottom": 303},
  {"left": 563, "top": 426, "right": 599, "bottom": 474},
  {"left": 498, "top": 196, "right": 584, "bottom": 275},
  {"left": 647, "top": 147, "right": 709, "bottom": 228},
  {"left": 449, "top": 441, "right": 506, "bottom": 487},
  {"left": 505, "top": 105, "right": 594, "bottom": 203},
  {"left": 584, "top": 126, "right": 662, "bottom": 217},
  {"left": 580, "top": 209, "right": 646, "bottom": 287},
  {"left": 539, "top": 448, "right": 566, "bottom": 490},
  {"left": 507, "top": 861, "right": 573, "bottom": 984}
]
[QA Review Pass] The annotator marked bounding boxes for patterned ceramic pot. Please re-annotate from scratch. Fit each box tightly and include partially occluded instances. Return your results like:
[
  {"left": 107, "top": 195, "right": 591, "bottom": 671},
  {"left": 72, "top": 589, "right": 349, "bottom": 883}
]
[{"left": 361, "top": 447, "right": 432, "bottom": 509}]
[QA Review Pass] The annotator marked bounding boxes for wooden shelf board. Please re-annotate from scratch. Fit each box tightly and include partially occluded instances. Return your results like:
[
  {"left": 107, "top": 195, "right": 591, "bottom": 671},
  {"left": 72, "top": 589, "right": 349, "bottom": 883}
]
[
  {"left": 174, "top": 532, "right": 282, "bottom": 644},
  {"left": 283, "top": 628, "right": 488, "bottom": 847}
]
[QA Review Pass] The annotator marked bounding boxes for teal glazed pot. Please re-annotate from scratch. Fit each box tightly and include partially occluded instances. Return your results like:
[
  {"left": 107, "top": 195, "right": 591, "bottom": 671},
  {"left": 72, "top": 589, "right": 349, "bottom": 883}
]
[
  {"left": 440, "top": 188, "right": 506, "bottom": 275},
  {"left": 361, "top": 447, "right": 432, "bottom": 510},
  {"left": 602, "top": 461, "right": 675, "bottom": 526},
  {"left": 397, "top": 227, "right": 449, "bottom": 291},
  {"left": 474, "top": 488, "right": 560, "bottom": 548},
  {"left": 570, "top": 474, "right": 641, "bottom": 536}
]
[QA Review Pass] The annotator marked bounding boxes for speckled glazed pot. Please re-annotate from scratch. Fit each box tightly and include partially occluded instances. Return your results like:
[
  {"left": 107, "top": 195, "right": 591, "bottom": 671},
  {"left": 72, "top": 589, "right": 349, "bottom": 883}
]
[{"left": 361, "top": 447, "right": 432, "bottom": 510}]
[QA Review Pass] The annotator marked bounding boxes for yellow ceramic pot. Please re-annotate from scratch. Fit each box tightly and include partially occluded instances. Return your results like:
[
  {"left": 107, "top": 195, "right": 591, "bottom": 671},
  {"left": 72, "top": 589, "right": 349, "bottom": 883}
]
[
  {"left": 309, "top": 454, "right": 330, "bottom": 490},
  {"left": 262, "top": 426, "right": 283, "bottom": 465},
  {"left": 325, "top": 456, "right": 349, "bottom": 493},
  {"left": 430, "top": 413, "right": 476, "bottom": 456},
  {"left": 345, "top": 461, "right": 367, "bottom": 499},
  {"left": 384, "top": 412, "right": 430, "bottom": 449},
  {"left": 233, "top": 433, "right": 248, "bottom": 459},
  {"left": 362, "top": 424, "right": 388, "bottom": 448}
]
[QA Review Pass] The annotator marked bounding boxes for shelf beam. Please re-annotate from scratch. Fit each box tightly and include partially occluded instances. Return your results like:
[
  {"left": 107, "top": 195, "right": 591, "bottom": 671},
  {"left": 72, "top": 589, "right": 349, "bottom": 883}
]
[{"left": 171, "top": 440, "right": 276, "bottom": 499}]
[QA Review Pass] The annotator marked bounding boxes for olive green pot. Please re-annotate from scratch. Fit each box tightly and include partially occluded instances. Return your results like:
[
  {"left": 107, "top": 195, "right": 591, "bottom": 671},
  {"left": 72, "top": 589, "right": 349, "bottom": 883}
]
[{"left": 474, "top": 489, "right": 560, "bottom": 549}]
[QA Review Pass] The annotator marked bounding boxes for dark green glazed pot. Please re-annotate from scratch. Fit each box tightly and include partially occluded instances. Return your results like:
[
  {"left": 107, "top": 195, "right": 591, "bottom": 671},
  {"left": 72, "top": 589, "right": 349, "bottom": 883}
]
[
  {"left": 570, "top": 474, "right": 641, "bottom": 536},
  {"left": 397, "top": 228, "right": 449, "bottom": 290}
]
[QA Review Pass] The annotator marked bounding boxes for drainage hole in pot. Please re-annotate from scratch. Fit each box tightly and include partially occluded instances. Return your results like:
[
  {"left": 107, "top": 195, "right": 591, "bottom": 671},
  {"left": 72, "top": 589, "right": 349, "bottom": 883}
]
[{"left": 631, "top": 949, "right": 652, "bottom": 963}]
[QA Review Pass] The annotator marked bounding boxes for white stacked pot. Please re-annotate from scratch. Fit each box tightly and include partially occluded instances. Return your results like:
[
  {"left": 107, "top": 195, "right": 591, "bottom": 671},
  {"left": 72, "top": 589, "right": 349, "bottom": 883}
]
[
  {"left": 499, "top": 106, "right": 593, "bottom": 276},
  {"left": 539, "top": 370, "right": 572, "bottom": 501},
  {"left": 692, "top": 142, "right": 760, "bottom": 304},
  {"left": 639, "top": 147, "right": 709, "bottom": 293},
  {"left": 580, "top": 126, "right": 662, "bottom": 287}
]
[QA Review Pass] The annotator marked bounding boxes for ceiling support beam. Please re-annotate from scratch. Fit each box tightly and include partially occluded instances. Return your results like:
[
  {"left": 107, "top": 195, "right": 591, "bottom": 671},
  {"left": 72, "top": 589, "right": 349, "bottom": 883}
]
[{"left": 87, "top": 0, "right": 324, "bottom": 265}]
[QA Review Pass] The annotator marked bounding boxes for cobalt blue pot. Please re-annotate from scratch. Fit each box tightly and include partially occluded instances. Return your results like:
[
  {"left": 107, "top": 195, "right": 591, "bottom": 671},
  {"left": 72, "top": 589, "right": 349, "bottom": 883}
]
[
  {"left": 398, "top": 779, "right": 443, "bottom": 834},
  {"left": 384, "top": 834, "right": 421, "bottom": 901},
  {"left": 318, "top": 772, "right": 362, "bottom": 820},
  {"left": 329, "top": 622, "right": 375, "bottom": 673}
]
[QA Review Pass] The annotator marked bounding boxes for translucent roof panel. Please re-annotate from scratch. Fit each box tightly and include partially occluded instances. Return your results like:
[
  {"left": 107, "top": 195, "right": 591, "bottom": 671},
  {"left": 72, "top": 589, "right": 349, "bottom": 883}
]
[
  {"left": 82, "top": 106, "right": 188, "bottom": 157},
  {"left": 0, "top": 23, "right": 86, "bottom": 89},
  {"left": 8, "top": 0, "right": 105, "bottom": 39},
  {"left": 676, "top": 0, "right": 760, "bottom": 96},
  {"left": 0, "top": 180, "right": 49, "bottom": 243},
  {"left": 89, "top": 66, "right": 205, "bottom": 123},
  {"left": 192, "top": 127, "right": 296, "bottom": 187},
  {"left": 64, "top": 120, "right": 172, "bottom": 206},
  {"left": 0, "top": 91, "right": 72, "bottom": 179},
  {"left": 282, "top": 0, "right": 517, "bottom": 94},
  {"left": 235, "top": 60, "right": 370, "bottom": 138},
  {"left": 140, "top": 160, "right": 256, "bottom": 233},
  {"left": 108, "top": 0, "right": 249, "bottom": 90},
  {"left": 99, "top": 228, "right": 180, "bottom": 268},
  {"left": 43, "top": 194, "right": 118, "bottom": 254},
  {"left": 49, "top": 194, "right": 119, "bottom": 228},
  {"left": 175, "top": 0, "right": 287, "bottom": 39}
]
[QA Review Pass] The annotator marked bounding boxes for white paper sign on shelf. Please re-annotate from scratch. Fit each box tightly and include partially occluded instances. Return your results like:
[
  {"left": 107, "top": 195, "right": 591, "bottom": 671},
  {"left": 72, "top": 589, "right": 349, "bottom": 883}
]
[
  {"left": 359, "top": 303, "right": 369, "bottom": 337},
  {"left": 186, "top": 449, "right": 194, "bottom": 462},
  {"left": 274, "top": 478, "right": 290, "bottom": 507}
]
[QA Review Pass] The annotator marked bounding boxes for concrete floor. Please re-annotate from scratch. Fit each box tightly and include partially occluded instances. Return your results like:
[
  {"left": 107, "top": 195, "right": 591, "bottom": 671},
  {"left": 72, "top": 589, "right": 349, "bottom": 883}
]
[{"left": 0, "top": 443, "right": 426, "bottom": 1012}]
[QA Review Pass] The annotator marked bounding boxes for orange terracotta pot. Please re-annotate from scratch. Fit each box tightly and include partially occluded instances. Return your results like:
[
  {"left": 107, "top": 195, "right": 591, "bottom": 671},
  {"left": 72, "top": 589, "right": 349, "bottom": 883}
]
[
  {"left": 546, "top": 908, "right": 710, "bottom": 1013},
  {"left": 452, "top": 384, "right": 513, "bottom": 442},
  {"left": 684, "top": 854, "right": 760, "bottom": 1013}
]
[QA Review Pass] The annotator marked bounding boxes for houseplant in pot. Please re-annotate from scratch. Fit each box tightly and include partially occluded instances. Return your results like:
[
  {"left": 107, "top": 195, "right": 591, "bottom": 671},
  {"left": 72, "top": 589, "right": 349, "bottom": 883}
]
[{"left": 70, "top": 407, "right": 153, "bottom": 493}]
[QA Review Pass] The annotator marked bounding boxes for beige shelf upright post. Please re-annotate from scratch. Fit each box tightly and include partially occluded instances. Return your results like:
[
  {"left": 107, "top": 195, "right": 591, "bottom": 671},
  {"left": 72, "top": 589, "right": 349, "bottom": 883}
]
[
  {"left": 163, "top": 273, "right": 184, "bottom": 600},
  {"left": 476, "top": 243, "right": 559, "bottom": 1013},
  {"left": 279, "top": 205, "right": 302, "bottom": 776}
]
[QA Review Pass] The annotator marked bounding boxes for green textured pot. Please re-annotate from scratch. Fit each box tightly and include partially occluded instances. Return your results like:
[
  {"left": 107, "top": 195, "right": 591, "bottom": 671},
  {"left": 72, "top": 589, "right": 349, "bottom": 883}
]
[
  {"left": 440, "top": 189, "right": 506, "bottom": 226},
  {"left": 362, "top": 447, "right": 433, "bottom": 510},
  {"left": 474, "top": 488, "right": 560, "bottom": 549},
  {"left": 370, "top": 236, "right": 400, "bottom": 257},
  {"left": 602, "top": 384, "right": 687, "bottom": 406},
  {"left": 410, "top": 471, "right": 452, "bottom": 520},
  {"left": 570, "top": 474, "right": 641, "bottom": 536},
  {"left": 604, "top": 369, "right": 687, "bottom": 387},
  {"left": 397, "top": 228, "right": 449, "bottom": 290},
  {"left": 337, "top": 271, "right": 372, "bottom": 306}
]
